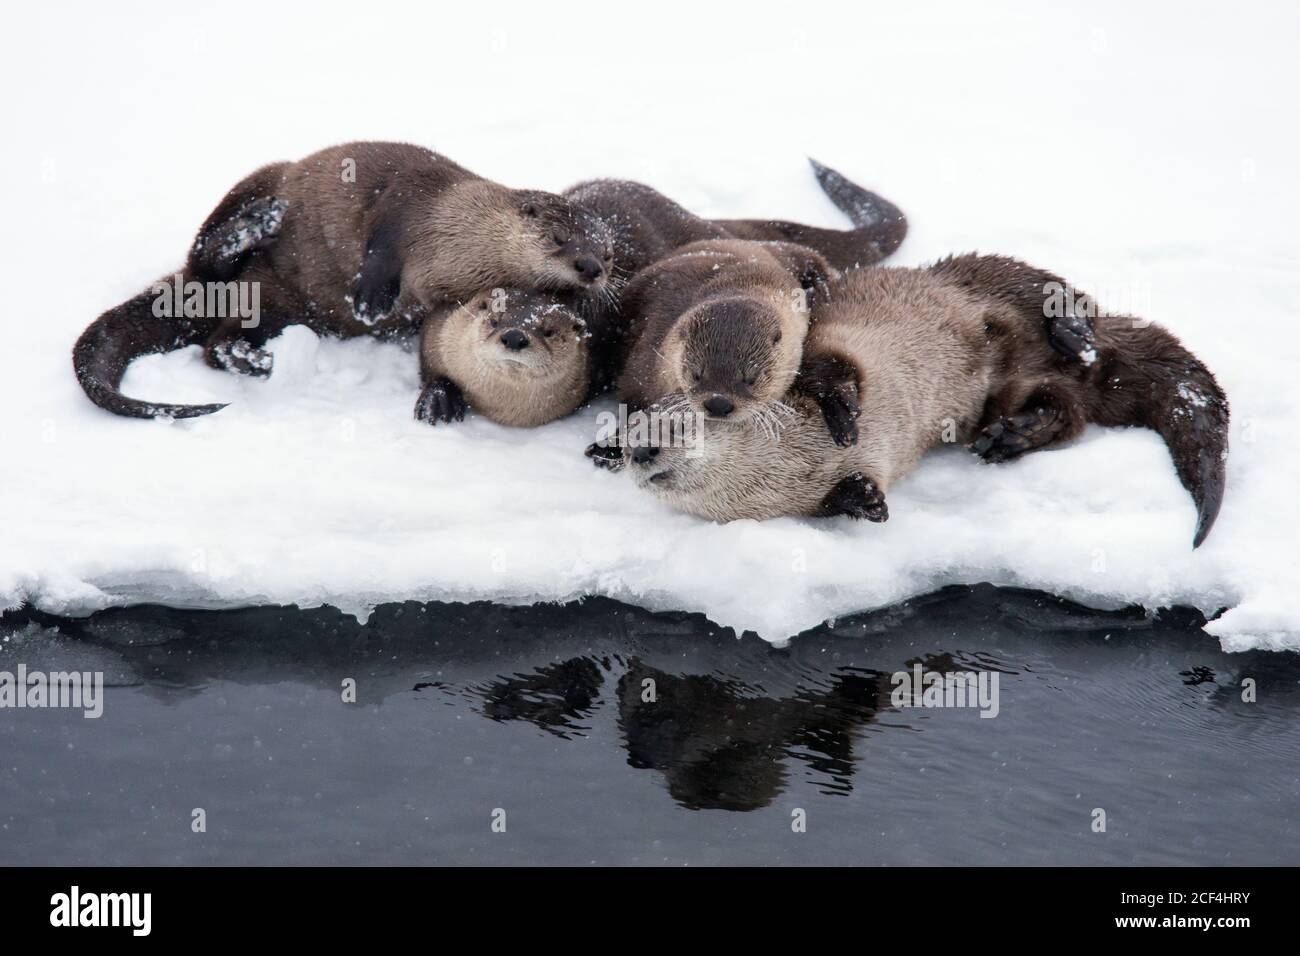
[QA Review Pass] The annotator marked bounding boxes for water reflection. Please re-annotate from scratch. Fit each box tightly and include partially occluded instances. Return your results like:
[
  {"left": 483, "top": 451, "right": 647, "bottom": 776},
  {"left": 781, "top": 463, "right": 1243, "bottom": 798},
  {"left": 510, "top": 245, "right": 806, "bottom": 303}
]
[
  {"left": 615, "top": 662, "right": 887, "bottom": 810},
  {"left": 4, "top": 586, "right": 1297, "bottom": 822}
]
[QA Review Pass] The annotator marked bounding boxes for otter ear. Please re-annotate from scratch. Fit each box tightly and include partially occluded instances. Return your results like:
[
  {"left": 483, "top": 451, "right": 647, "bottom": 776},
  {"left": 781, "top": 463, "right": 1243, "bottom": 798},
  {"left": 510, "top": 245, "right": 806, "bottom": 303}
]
[{"left": 520, "top": 200, "right": 540, "bottom": 218}]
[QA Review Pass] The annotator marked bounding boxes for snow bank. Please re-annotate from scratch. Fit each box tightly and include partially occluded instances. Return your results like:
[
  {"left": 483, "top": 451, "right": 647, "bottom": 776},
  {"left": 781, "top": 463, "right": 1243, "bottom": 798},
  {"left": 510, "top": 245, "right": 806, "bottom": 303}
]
[{"left": 2, "top": 1, "right": 1297, "bottom": 649}]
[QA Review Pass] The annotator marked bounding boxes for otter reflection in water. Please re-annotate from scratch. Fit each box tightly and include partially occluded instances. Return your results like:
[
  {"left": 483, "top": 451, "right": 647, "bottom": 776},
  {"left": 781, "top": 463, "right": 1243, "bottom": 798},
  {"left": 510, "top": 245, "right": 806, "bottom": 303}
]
[{"left": 468, "top": 657, "right": 888, "bottom": 811}]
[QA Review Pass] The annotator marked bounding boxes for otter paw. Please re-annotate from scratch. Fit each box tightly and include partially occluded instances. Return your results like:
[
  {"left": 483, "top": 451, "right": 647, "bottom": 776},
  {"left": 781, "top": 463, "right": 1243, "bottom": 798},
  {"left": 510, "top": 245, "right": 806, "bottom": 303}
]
[
  {"left": 585, "top": 441, "right": 625, "bottom": 471},
  {"left": 1046, "top": 311, "right": 1098, "bottom": 366},
  {"left": 349, "top": 258, "right": 402, "bottom": 327},
  {"left": 819, "top": 471, "right": 888, "bottom": 522},
  {"left": 819, "top": 394, "right": 860, "bottom": 447},
  {"left": 972, "top": 405, "right": 1065, "bottom": 463},
  {"left": 798, "top": 355, "right": 860, "bottom": 446},
  {"left": 208, "top": 338, "right": 273, "bottom": 378},
  {"left": 414, "top": 379, "right": 467, "bottom": 425},
  {"left": 214, "top": 196, "right": 287, "bottom": 261}
]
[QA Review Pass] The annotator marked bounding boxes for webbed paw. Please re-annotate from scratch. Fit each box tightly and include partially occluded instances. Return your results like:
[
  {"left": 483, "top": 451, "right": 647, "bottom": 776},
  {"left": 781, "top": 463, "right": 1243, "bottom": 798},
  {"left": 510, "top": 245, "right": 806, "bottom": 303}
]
[
  {"left": 818, "top": 471, "right": 888, "bottom": 522},
  {"left": 971, "top": 405, "right": 1065, "bottom": 462},
  {"left": 414, "top": 379, "right": 467, "bottom": 425}
]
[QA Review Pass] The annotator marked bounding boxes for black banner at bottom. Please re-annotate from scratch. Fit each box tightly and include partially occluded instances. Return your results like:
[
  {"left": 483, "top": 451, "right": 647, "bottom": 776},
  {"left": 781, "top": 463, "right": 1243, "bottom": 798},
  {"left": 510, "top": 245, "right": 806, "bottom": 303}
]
[{"left": 0, "top": 866, "right": 1285, "bottom": 940}]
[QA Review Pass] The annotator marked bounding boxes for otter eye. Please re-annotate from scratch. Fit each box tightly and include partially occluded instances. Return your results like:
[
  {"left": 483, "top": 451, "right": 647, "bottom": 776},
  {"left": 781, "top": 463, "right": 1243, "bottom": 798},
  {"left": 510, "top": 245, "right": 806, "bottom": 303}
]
[
  {"left": 478, "top": 300, "right": 489, "bottom": 311},
  {"left": 743, "top": 364, "right": 760, "bottom": 386},
  {"left": 489, "top": 318, "right": 500, "bottom": 328},
  {"left": 689, "top": 368, "right": 702, "bottom": 384},
  {"left": 542, "top": 328, "right": 555, "bottom": 339},
  {"left": 772, "top": 332, "right": 782, "bottom": 344},
  {"left": 552, "top": 230, "right": 570, "bottom": 245}
]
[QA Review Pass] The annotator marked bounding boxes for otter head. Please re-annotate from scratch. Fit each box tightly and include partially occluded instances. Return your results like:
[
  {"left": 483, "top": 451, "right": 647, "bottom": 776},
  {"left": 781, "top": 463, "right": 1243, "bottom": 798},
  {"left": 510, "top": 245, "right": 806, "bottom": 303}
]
[
  {"left": 671, "top": 296, "right": 803, "bottom": 423},
  {"left": 512, "top": 191, "right": 614, "bottom": 295},
  {"left": 436, "top": 287, "right": 592, "bottom": 427},
  {"left": 460, "top": 287, "right": 590, "bottom": 378},
  {"left": 624, "top": 396, "right": 845, "bottom": 522},
  {"left": 626, "top": 403, "right": 698, "bottom": 495}
]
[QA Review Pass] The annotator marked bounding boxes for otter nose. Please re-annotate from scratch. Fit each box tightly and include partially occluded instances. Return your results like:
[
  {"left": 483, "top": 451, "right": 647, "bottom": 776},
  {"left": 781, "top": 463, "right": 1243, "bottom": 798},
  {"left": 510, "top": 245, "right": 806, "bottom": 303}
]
[
  {"left": 573, "top": 256, "right": 604, "bottom": 282},
  {"left": 631, "top": 445, "right": 660, "bottom": 465},
  {"left": 703, "top": 395, "right": 734, "bottom": 417},
  {"left": 500, "top": 329, "right": 530, "bottom": 351}
]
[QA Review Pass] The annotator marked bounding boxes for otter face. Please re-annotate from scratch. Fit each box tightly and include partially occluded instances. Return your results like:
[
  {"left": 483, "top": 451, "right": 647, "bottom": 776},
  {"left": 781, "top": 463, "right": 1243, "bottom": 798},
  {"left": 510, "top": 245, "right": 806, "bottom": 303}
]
[
  {"left": 515, "top": 191, "right": 614, "bottom": 294},
  {"left": 674, "top": 297, "right": 799, "bottom": 423},
  {"left": 624, "top": 399, "right": 718, "bottom": 499},
  {"left": 462, "top": 288, "right": 589, "bottom": 378}
]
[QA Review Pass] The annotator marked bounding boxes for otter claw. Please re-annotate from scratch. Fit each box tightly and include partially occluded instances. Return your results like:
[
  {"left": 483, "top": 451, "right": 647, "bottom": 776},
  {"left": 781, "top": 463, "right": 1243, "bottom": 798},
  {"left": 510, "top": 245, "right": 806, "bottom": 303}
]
[
  {"left": 972, "top": 405, "right": 1065, "bottom": 463},
  {"left": 415, "top": 380, "right": 467, "bottom": 425}
]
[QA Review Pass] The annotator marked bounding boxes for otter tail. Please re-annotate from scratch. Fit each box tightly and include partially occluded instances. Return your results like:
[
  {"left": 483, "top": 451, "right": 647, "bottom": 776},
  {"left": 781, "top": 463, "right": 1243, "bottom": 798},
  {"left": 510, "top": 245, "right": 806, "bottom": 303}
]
[
  {"left": 715, "top": 159, "right": 908, "bottom": 271},
  {"left": 73, "top": 289, "right": 228, "bottom": 419},
  {"left": 1088, "top": 318, "right": 1229, "bottom": 547}
]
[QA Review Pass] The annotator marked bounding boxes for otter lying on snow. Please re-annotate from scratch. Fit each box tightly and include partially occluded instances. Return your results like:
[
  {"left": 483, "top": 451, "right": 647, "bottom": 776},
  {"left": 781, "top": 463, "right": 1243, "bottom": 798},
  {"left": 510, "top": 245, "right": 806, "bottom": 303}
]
[
  {"left": 74, "top": 148, "right": 906, "bottom": 426},
  {"left": 623, "top": 254, "right": 1229, "bottom": 548},
  {"left": 412, "top": 160, "right": 907, "bottom": 427},
  {"left": 73, "top": 142, "right": 616, "bottom": 419}
]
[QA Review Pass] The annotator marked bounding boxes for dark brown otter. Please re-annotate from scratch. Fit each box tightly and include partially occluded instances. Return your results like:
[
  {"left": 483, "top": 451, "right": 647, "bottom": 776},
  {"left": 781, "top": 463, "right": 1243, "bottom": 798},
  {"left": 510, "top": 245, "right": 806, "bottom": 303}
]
[
  {"left": 562, "top": 158, "right": 906, "bottom": 296},
  {"left": 615, "top": 239, "right": 835, "bottom": 424},
  {"left": 73, "top": 141, "right": 614, "bottom": 419}
]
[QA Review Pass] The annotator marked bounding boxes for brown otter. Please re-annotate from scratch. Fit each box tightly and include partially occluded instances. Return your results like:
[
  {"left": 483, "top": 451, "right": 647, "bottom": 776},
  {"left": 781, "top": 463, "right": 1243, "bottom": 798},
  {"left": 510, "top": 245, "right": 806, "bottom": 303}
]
[
  {"left": 614, "top": 239, "right": 835, "bottom": 426},
  {"left": 73, "top": 141, "right": 614, "bottom": 419},
  {"left": 413, "top": 160, "right": 908, "bottom": 428},
  {"left": 625, "top": 255, "right": 1229, "bottom": 548}
]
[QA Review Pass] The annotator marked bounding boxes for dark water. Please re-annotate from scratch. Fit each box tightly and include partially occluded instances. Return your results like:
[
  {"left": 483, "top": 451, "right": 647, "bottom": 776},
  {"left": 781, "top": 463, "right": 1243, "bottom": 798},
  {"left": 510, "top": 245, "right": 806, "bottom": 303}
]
[{"left": 1, "top": 586, "right": 1297, "bottom": 865}]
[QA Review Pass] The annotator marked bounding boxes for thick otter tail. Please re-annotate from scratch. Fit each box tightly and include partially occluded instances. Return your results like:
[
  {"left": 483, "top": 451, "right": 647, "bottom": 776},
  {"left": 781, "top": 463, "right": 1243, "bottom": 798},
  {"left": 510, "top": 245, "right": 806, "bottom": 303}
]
[
  {"left": 716, "top": 159, "right": 908, "bottom": 271},
  {"left": 1087, "top": 318, "right": 1229, "bottom": 548},
  {"left": 73, "top": 289, "right": 228, "bottom": 419},
  {"left": 930, "top": 254, "right": 1228, "bottom": 547}
]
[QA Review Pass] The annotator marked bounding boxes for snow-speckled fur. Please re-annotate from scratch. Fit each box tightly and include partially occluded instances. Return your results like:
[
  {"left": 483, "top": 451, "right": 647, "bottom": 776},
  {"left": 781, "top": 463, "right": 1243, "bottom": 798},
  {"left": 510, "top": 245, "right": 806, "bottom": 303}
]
[
  {"left": 632, "top": 255, "right": 1229, "bottom": 546},
  {"left": 74, "top": 141, "right": 612, "bottom": 419},
  {"left": 617, "top": 239, "right": 834, "bottom": 425}
]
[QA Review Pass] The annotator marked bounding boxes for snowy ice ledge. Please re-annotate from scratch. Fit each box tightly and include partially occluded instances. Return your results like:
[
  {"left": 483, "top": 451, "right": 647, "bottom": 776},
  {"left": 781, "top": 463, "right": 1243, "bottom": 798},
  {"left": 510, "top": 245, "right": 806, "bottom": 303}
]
[{"left": 1, "top": 328, "right": 1294, "bottom": 652}]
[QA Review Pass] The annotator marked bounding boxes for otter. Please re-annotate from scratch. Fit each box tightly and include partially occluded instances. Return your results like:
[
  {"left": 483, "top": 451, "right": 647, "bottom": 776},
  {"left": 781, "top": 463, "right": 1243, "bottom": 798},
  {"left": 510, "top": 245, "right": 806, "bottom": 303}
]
[
  {"left": 73, "top": 141, "right": 614, "bottom": 419},
  {"left": 615, "top": 239, "right": 835, "bottom": 425},
  {"left": 625, "top": 255, "right": 1229, "bottom": 548},
  {"left": 562, "top": 158, "right": 907, "bottom": 289},
  {"left": 411, "top": 160, "right": 908, "bottom": 428}
]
